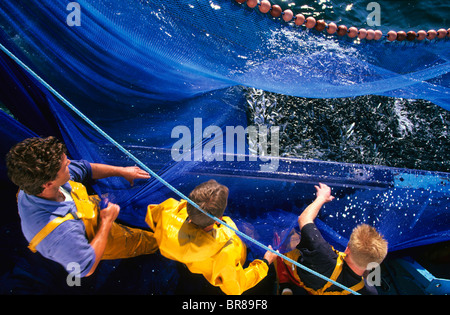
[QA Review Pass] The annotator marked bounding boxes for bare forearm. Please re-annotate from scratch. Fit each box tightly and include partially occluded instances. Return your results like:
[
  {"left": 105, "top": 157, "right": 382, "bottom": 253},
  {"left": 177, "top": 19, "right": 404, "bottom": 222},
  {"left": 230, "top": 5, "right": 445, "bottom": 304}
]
[
  {"left": 298, "top": 197, "right": 326, "bottom": 229},
  {"left": 90, "top": 163, "right": 150, "bottom": 186},
  {"left": 298, "top": 184, "right": 334, "bottom": 230},
  {"left": 91, "top": 163, "right": 124, "bottom": 180}
]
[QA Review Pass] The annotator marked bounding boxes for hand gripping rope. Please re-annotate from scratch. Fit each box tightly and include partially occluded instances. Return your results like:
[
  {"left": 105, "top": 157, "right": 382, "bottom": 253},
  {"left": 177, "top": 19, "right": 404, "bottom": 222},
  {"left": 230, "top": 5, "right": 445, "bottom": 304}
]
[{"left": 0, "top": 42, "right": 360, "bottom": 295}]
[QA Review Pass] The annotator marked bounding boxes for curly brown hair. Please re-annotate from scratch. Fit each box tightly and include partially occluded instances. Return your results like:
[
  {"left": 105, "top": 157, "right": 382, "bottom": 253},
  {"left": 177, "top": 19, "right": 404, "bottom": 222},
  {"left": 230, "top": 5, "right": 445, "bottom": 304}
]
[
  {"left": 186, "top": 179, "right": 229, "bottom": 228},
  {"left": 6, "top": 136, "right": 67, "bottom": 195}
]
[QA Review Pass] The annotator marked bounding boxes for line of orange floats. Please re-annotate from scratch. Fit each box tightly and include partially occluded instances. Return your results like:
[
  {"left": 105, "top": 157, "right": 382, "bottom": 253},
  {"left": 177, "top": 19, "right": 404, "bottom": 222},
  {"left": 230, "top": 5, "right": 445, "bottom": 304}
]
[{"left": 234, "top": 0, "right": 450, "bottom": 42}]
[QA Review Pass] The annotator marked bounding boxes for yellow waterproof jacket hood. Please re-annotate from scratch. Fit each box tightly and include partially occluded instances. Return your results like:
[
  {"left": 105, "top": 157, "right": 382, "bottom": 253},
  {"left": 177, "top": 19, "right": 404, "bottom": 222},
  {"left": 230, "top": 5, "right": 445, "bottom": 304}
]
[
  {"left": 145, "top": 198, "right": 269, "bottom": 295},
  {"left": 146, "top": 198, "right": 234, "bottom": 262}
]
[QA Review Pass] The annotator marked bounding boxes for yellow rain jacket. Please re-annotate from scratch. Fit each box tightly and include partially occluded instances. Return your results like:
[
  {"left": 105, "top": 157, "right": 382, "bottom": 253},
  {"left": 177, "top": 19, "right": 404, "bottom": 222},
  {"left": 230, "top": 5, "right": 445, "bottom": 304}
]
[{"left": 145, "top": 198, "right": 269, "bottom": 295}]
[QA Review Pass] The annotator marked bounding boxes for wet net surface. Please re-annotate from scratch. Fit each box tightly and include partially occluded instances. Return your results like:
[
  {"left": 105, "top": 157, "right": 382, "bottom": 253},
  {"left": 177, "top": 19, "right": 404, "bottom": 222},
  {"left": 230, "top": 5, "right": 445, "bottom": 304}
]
[{"left": 246, "top": 88, "right": 450, "bottom": 173}]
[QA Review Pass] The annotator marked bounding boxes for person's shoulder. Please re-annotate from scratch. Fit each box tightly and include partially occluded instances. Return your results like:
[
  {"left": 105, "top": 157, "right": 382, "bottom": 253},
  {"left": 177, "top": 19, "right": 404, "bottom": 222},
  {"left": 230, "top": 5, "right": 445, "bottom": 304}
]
[
  {"left": 297, "top": 222, "right": 337, "bottom": 258},
  {"left": 301, "top": 221, "right": 318, "bottom": 232},
  {"left": 160, "top": 198, "right": 189, "bottom": 221},
  {"left": 68, "top": 159, "right": 92, "bottom": 182},
  {"left": 300, "top": 221, "right": 327, "bottom": 243},
  {"left": 360, "top": 279, "right": 379, "bottom": 295},
  {"left": 162, "top": 198, "right": 186, "bottom": 211}
]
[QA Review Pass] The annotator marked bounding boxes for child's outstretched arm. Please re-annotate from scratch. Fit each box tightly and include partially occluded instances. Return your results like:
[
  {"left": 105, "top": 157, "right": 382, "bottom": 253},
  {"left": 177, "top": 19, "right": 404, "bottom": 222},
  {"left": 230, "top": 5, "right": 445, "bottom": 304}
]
[{"left": 298, "top": 183, "right": 335, "bottom": 229}]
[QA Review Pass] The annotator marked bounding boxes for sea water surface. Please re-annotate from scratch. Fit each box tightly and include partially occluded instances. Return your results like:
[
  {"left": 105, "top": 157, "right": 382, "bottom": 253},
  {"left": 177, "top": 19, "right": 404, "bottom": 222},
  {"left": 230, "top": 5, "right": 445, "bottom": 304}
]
[
  {"left": 246, "top": 0, "right": 450, "bottom": 173},
  {"left": 271, "top": 0, "right": 449, "bottom": 32}
]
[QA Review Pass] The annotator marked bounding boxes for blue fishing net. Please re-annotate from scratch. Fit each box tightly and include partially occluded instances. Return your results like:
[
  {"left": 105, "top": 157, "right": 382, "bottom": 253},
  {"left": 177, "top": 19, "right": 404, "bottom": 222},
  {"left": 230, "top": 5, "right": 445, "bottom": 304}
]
[{"left": 0, "top": 0, "right": 449, "bottom": 294}]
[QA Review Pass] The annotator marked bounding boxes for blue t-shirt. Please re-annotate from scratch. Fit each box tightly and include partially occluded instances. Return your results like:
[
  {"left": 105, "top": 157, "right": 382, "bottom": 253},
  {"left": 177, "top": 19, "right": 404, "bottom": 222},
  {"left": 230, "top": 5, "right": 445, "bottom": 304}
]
[{"left": 17, "top": 160, "right": 96, "bottom": 277}]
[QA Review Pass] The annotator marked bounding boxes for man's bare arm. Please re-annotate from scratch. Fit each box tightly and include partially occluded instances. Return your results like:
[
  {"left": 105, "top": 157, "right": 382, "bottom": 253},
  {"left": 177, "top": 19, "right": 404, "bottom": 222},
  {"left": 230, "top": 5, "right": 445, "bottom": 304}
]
[{"left": 90, "top": 163, "right": 150, "bottom": 186}]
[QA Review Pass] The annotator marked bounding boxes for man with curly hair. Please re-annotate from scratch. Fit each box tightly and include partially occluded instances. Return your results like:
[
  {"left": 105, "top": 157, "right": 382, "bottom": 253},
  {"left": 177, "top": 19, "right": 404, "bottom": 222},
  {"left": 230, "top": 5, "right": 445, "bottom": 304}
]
[{"left": 6, "top": 136, "right": 158, "bottom": 278}]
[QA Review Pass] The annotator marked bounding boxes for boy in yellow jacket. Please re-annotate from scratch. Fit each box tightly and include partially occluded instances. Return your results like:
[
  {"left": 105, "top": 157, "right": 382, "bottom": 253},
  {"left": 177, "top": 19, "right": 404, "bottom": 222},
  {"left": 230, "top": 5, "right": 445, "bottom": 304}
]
[{"left": 146, "top": 179, "right": 277, "bottom": 295}]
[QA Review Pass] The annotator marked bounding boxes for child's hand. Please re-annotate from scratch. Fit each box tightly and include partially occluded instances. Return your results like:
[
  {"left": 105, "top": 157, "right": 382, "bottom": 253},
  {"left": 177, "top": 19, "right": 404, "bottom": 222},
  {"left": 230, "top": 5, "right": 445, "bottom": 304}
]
[
  {"left": 315, "top": 183, "right": 335, "bottom": 203},
  {"left": 263, "top": 245, "right": 278, "bottom": 265}
]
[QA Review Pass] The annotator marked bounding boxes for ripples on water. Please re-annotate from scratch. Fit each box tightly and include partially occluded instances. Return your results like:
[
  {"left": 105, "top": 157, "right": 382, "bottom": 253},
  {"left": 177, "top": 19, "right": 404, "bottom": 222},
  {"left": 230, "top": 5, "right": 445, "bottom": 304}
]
[
  {"left": 244, "top": 1, "right": 449, "bottom": 173},
  {"left": 271, "top": 0, "right": 449, "bottom": 31},
  {"left": 246, "top": 88, "right": 450, "bottom": 172}
]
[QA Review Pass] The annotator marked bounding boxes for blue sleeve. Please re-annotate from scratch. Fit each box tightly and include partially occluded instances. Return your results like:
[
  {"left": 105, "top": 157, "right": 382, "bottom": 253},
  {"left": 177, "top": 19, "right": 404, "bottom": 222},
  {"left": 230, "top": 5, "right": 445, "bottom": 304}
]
[
  {"left": 37, "top": 220, "right": 96, "bottom": 277},
  {"left": 69, "top": 159, "right": 93, "bottom": 183}
]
